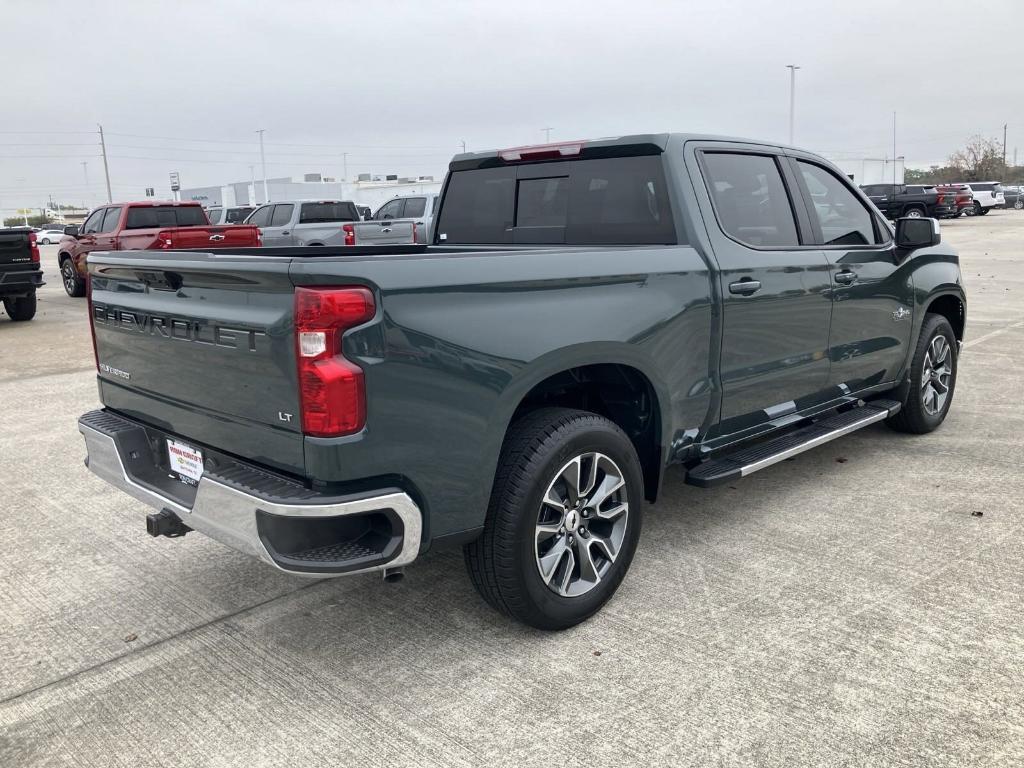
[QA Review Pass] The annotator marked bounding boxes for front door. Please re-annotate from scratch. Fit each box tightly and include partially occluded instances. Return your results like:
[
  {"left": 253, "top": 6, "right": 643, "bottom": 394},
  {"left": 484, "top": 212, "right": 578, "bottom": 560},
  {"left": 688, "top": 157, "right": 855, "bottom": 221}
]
[
  {"left": 71, "top": 207, "right": 108, "bottom": 275},
  {"left": 693, "top": 147, "right": 834, "bottom": 437},
  {"left": 788, "top": 157, "right": 915, "bottom": 392}
]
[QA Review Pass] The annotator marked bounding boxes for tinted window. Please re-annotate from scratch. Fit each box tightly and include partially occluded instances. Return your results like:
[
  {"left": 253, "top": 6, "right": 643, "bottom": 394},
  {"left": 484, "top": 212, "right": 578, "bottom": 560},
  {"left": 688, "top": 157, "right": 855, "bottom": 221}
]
[
  {"left": 701, "top": 153, "right": 799, "bottom": 247},
  {"left": 437, "top": 156, "right": 676, "bottom": 245},
  {"left": 82, "top": 209, "right": 105, "bottom": 234},
  {"left": 403, "top": 197, "right": 426, "bottom": 218},
  {"left": 99, "top": 206, "right": 122, "bottom": 233},
  {"left": 429, "top": 196, "right": 438, "bottom": 214},
  {"left": 226, "top": 207, "right": 253, "bottom": 223},
  {"left": 247, "top": 205, "right": 272, "bottom": 226},
  {"left": 206, "top": 208, "right": 223, "bottom": 224},
  {"left": 797, "top": 161, "right": 879, "bottom": 246},
  {"left": 299, "top": 202, "right": 356, "bottom": 223},
  {"left": 124, "top": 205, "right": 208, "bottom": 229},
  {"left": 375, "top": 199, "right": 404, "bottom": 220},
  {"left": 270, "top": 204, "right": 294, "bottom": 227},
  {"left": 971, "top": 183, "right": 994, "bottom": 192}
]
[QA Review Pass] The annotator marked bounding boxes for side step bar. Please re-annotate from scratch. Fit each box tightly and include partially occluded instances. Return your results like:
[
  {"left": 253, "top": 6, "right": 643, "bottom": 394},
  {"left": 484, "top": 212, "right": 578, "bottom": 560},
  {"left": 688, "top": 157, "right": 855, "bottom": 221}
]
[{"left": 685, "top": 399, "right": 901, "bottom": 488}]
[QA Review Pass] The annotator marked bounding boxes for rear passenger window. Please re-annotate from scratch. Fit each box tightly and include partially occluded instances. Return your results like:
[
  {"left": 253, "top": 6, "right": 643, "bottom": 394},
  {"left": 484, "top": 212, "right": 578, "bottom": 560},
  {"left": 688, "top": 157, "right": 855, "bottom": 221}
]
[
  {"left": 270, "top": 204, "right": 293, "bottom": 227},
  {"left": 99, "top": 206, "right": 122, "bottom": 233},
  {"left": 403, "top": 198, "right": 426, "bottom": 218},
  {"left": 701, "top": 153, "right": 799, "bottom": 247},
  {"left": 796, "top": 161, "right": 879, "bottom": 246}
]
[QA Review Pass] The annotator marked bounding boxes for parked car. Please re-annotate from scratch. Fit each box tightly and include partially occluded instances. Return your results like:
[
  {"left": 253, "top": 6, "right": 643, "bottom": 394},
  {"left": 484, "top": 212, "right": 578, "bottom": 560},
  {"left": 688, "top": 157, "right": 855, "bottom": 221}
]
[
  {"left": 952, "top": 182, "right": 1005, "bottom": 215},
  {"left": 245, "top": 199, "right": 417, "bottom": 246},
  {"left": 35, "top": 227, "right": 67, "bottom": 245},
  {"left": 57, "top": 201, "right": 262, "bottom": 297},
  {"left": 860, "top": 184, "right": 957, "bottom": 219},
  {"left": 936, "top": 184, "right": 975, "bottom": 217},
  {"left": 204, "top": 206, "right": 255, "bottom": 225},
  {"left": 0, "top": 227, "right": 43, "bottom": 321},
  {"left": 1001, "top": 185, "right": 1023, "bottom": 210},
  {"left": 78, "top": 133, "right": 965, "bottom": 630},
  {"left": 372, "top": 194, "right": 440, "bottom": 243}
]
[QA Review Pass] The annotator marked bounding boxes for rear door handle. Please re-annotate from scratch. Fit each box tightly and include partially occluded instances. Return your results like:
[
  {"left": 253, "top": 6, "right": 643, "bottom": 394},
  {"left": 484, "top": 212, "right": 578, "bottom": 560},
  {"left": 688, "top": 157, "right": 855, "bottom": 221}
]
[
  {"left": 834, "top": 270, "right": 857, "bottom": 285},
  {"left": 281, "top": 231, "right": 290, "bottom": 235},
  {"left": 728, "top": 279, "right": 762, "bottom": 296}
]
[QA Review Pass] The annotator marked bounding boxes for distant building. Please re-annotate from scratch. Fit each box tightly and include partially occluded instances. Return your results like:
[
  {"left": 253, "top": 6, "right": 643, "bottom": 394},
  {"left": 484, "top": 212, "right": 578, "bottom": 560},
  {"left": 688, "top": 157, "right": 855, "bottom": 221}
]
[
  {"left": 824, "top": 156, "right": 905, "bottom": 186},
  {"left": 179, "top": 173, "right": 443, "bottom": 212}
]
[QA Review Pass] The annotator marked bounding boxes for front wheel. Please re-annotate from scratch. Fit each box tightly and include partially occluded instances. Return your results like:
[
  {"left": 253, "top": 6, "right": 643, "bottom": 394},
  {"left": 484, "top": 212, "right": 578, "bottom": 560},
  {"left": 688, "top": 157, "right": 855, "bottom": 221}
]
[
  {"left": 464, "top": 408, "right": 644, "bottom": 630},
  {"left": 888, "top": 314, "right": 957, "bottom": 434},
  {"left": 60, "top": 257, "right": 86, "bottom": 297},
  {"left": 40, "top": 238, "right": 51, "bottom": 245},
  {"left": 3, "top": 291, "right": 37, "bottom": 321}
]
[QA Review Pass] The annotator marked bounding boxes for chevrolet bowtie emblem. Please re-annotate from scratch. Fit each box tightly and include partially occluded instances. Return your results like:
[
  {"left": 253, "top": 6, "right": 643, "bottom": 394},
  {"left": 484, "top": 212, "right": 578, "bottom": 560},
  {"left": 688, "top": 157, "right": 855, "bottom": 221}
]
[{"left": 209, "top": 234, "right": 226, "bottom": 241}]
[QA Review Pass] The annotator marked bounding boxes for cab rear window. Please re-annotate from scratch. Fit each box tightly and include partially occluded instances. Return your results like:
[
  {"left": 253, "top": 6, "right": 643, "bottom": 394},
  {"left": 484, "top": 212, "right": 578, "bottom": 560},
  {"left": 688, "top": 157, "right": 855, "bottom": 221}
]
[
  {"left": 436, "top": 156, "right": 677, "bottom": 245},
  {"left": 124, "top": 206, "right": 208, "bottom": 229},
  {"left": 299, "top": 202, "right": 358, "bottom": 223}
]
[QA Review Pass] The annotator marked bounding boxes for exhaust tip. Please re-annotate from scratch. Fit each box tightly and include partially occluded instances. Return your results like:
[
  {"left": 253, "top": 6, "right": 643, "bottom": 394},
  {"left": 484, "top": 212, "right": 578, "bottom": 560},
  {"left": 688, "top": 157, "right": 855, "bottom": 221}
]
[{"left": 382, "top": 567, "right": 405, "bottom": 583}]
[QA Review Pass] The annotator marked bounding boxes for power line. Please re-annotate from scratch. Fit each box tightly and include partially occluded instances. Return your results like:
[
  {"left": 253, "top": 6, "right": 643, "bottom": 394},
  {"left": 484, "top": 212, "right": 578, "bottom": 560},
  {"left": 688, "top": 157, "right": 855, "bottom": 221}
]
[{"left": 104, "top": 130, "right": 453, "bottom": 150}]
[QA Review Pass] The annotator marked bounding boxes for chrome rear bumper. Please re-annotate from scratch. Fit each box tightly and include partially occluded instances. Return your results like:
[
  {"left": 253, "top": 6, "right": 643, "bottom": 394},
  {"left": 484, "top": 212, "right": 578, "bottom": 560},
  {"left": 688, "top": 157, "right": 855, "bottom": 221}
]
[{"left": 79, "top": 410, "right": 422, "bottom": 577}]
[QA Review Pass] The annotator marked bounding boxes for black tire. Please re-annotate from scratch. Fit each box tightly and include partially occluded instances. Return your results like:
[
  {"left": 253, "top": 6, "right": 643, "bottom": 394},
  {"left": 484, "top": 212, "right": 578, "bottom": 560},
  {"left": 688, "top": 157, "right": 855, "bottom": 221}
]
[
  {"left": 3, "top": 291, "right": 37, "bottom": 321},
  {"left": 40, "top": 238, "right": 51, "bottom": 245},
  {"left": 904, "top": 207, "right": 924, "bottom": 219},
  {"left": 973, "top": 202, "right": 985, "bottom": 216},
  {"left": 1014, "top": 200, "right": 1023, "bottom": 210},
  {"left": 464, "top": 407, "right": 644, "bottom": 630},
  {"left": 887, "top": 314, "right": 957, "bottom": 434},
  {"left": 60, "top": 257, "right": 85, "bottom": 297}
]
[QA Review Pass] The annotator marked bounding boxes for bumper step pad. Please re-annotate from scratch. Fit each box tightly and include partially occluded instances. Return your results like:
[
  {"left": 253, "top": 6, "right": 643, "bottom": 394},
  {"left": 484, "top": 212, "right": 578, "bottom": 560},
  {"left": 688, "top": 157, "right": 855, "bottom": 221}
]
[{"left": 686, "top": 399, "right": 901, "bottom": 488}]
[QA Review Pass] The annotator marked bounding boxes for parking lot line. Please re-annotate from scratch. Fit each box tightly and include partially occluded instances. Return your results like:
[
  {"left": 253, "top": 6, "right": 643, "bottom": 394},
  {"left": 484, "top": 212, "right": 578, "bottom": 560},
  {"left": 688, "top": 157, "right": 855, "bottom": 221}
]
[{"left": 964, "top": 319, "right": 1024, "bottom": 349}]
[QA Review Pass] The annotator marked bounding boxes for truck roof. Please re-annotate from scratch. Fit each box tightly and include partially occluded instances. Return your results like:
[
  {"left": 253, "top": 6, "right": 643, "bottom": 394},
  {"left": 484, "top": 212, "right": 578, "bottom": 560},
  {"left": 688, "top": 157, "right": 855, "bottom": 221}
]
[{"left": 449, "top": 132, "right": 819, "bottom": 171}]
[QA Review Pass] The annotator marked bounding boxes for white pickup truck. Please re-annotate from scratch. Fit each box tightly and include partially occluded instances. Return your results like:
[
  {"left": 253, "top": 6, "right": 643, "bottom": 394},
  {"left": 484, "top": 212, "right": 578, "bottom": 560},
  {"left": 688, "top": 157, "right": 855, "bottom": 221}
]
[{"left": 244, "top": 200, "right": 416, "bottom": 246}]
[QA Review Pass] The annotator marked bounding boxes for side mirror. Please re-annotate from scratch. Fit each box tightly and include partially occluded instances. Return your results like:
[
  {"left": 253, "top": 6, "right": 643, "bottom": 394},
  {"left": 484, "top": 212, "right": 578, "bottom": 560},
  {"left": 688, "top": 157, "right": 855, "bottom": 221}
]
[
  {"left": 63, "top": 225, "right": 80, "bottom": 238},
  {"left": 895, "top": 216, "right": 940, "bottom": 251}
]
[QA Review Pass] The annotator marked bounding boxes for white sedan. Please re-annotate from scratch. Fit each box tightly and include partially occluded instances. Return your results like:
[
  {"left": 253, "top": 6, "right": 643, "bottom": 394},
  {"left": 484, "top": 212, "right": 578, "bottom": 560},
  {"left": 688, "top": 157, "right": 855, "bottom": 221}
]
[{"left": 35, "top": 228, "right": 66, "bottom": 245}]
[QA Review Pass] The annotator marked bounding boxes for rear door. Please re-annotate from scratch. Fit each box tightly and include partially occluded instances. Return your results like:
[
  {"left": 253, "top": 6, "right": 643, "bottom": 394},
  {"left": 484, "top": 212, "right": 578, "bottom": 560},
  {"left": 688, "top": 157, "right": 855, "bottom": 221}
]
[
  {"left": 360, "top": 199, "right": 413, "bottom": 244},
  {"left": 689, "top": 145, "right": 834, "bottom": 437},
  {"left": 862, "top": 184, "right": 896, "bottom": 218},
  {"left": 88, "top": 251, "right": 304, "bottom": 474},
  {"left": 788, "top": 156, "right": 914, "bottom": 393},
  {"left": 261, "top": 204, "right": 295, "bottom": 245}
]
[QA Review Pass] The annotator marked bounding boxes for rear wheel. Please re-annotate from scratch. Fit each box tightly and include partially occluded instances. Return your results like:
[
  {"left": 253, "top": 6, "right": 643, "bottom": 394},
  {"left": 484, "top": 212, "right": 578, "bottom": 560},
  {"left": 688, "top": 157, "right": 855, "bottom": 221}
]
[
  {"left": 3, "top": 291, "right": 37, "bottom": 321},
  {"left": 464, "top": 408, "right": 644, "bottom": 630},
  {"left": 60, "top": 257, "right": 85, "bottom": 297},
  {"left": 887, "top": 314, "right": 957, "bottom": 434},
  {"left": 1015, "top": 200, "right": 1023, "bottom": 210},
  {"left": 904, "top": 207, "right": 924, "bottom": 219}
]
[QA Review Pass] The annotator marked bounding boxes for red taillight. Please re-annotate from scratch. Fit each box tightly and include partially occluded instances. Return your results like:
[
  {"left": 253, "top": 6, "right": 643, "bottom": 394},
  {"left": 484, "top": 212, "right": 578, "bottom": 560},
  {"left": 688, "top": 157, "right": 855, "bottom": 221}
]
[
  {"left": 28, "top": 231, "right": 40, "bottom": 263},
  {"left": 498, "top": 141, "right": 585, "bottom": 162},
  {"left": 294, "top": 286, "right": 375, "bottom": 436},
  {"left": 342, "top": 223, "right": 355, "bottom": 246}
]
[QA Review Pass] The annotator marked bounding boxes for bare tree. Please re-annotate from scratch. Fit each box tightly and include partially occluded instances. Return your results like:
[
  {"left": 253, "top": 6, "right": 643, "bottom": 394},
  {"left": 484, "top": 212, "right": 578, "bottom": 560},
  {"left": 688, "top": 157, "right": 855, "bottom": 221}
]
[{"left": 949, "top": 135, "right": 1005, "bottom": 181}]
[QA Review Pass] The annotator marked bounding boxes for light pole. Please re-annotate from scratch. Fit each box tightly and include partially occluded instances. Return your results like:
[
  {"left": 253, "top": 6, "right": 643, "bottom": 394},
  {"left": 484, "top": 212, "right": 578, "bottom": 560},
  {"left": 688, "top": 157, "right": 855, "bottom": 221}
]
[
  {"left": 786, "top": 65, "right": 800, "bottom": 144},
  {"left": 256, "top": 129, "right": 268, "bottom": 203},
  {"left": 541, "top": 127, "right": 553, "bottom": 143}
]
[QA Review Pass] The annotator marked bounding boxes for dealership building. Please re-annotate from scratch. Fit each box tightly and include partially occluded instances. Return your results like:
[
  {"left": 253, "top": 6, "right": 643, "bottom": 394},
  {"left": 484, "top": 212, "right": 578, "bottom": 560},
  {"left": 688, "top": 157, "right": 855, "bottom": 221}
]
[{"left": 178, "top": 172, "right": 442, "bottom": 212}]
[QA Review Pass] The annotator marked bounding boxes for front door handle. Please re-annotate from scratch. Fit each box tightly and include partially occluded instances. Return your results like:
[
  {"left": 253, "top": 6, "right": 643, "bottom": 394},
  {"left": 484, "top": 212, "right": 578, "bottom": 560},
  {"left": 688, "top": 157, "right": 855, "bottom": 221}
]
[
  {"left": 728, "top": 279, "right": 762, "bottom": 296},
  {"left": 834, "top": 270, "right": 857, "bottom": 285}
]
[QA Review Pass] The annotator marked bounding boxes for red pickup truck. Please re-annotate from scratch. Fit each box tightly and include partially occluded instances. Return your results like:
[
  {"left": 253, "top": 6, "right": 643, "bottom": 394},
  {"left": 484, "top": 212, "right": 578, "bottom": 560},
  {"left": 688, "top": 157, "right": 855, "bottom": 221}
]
[{"left": 57, "top": 201, "right": 261, "bottom": 297}]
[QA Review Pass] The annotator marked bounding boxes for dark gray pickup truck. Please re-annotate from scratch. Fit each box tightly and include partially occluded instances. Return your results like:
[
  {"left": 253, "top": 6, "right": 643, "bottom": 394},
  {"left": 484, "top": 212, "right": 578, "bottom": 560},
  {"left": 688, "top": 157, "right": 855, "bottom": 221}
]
[
  {"left": 0, "top": 228, "right": 43, "bottom": 321},
  {"left": 78, "top": 134, "right": 965, "bottom": 629}
]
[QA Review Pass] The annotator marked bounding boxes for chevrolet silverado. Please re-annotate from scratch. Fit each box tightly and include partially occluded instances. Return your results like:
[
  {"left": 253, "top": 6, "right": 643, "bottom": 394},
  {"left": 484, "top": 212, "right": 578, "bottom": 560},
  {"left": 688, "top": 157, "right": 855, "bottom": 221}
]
[{"left": 78, "top": 134, "right": 965, "bottom": 629}]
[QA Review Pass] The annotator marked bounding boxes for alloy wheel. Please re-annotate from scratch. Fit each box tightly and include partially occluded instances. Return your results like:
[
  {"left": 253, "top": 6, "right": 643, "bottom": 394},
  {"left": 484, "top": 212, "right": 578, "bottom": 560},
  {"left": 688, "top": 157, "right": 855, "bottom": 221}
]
[
  {"left": 921, "top": 334, "right": 952, "bottom": 416},
  {"left": 534, "top": 452, "right": 629, "bottom": 598},
  {"left": 906, "top": 209, "right": 923, "bottom": 218},
  {"left": 62, "top": 262, "right": 77, "bottom": 294}
]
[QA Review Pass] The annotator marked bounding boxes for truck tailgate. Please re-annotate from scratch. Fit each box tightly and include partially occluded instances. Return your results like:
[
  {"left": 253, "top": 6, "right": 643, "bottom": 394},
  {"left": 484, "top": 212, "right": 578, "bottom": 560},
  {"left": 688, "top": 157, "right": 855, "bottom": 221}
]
[
  {"left": 88, "top": 250, "right": 304, "bottom": 475},
  {"left": 119, "top": 225, "right": 262, "bottom": 251},
  {"left": 352, "top": 221, "right": 416, "bottom": 245}
]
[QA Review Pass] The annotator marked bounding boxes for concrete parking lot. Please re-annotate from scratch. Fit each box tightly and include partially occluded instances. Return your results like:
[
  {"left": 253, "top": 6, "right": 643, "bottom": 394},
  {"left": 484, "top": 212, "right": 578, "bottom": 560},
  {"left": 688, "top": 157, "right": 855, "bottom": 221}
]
[{"left": 2, "top": 215, "right": 1022, "bottom": 767}]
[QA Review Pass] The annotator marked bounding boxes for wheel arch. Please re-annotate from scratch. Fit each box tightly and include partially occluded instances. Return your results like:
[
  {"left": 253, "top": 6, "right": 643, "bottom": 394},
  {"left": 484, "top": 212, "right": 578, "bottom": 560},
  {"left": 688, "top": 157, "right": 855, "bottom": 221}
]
[
  {"left": 496, "top": 351, "right": 670, "bottom": 503},
  {"left": 925, "top": 292, "right": 965, "bottom": 342}
]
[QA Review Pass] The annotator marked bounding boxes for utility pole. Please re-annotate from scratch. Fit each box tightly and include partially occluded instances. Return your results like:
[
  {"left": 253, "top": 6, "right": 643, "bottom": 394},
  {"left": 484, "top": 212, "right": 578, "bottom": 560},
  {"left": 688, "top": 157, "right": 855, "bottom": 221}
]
[
  {"left": 541, "top": 127, "right": 553, "bottom": 143},
  {"left": 893, "top": 111, "right": 897, "bottom": 186},
  {"left": 249, "top": 165, "right": 256, "bottom": 206},
  {"left": 97, "top": 124, "right": 112, "bottom": 203},
  {"left": 1002, "top": 123, "right": 1008, "bottom": 167},
  {"left": 342, "top": 152, "right": 348, "bottom": 181},
  {"left": 1014, "top": 147, "right": 1018, "bottom": 168},
  {"left": 459, "top": 139, "right": 466, "bottom": 153},
  {"left": 256, "top": 129, "right": 269, "bottom": 203},
  {"left": 786, "top": 65, "right": 800, "bottom": 144},
  {"left": 81, "top": 161, "right": 89, "bottom": 208}
]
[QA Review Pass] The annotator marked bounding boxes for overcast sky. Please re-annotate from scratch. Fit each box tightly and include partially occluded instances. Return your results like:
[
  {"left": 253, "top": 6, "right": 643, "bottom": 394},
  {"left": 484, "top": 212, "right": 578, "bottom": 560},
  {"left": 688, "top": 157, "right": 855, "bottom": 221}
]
[{"left": 2, "top": 0, "right": 1022, "bottom": 211}]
